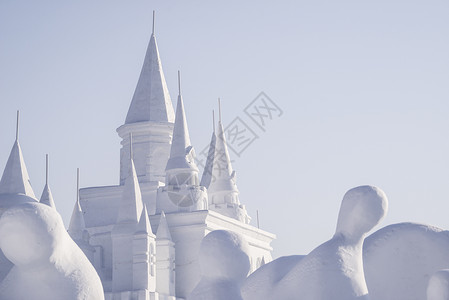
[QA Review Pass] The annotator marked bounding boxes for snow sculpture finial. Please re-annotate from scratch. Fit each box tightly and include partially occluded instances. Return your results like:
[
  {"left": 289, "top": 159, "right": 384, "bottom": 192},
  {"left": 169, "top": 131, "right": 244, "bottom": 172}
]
[
  {"left": 218, "top": 98, "right": 222, "bottom": 123},
  {"left": 45, "top": 154, "right": 48, "bottom": 185},
  {"left": 39, "top": 154, "right": 55, "bottom": 208},
  {"left": 125, "top": 13, "right": 175, "bottom": 124},
  {"left": 15, "top": 110, "right": 19, "bottom": 141},
  {"left": 156, "top": 211, "right": 172, "bottom": 240},
  {"left": 117, "top": 141, "right": 143, "bottom": 224},
  {"left": 178, "top": 70, "right": 181, "bottom": 96},
  {"left": 77, "top": 168, "right": 80, "bottom": 204},
  {"left": 68, "top": 168, "right": 86, "bottom": 240},
  {"left": 0, "top": 112, "right": 36, "bottom": 198},
  {"left": 152, "top": 10, "right": 155, "bottom": 35}
]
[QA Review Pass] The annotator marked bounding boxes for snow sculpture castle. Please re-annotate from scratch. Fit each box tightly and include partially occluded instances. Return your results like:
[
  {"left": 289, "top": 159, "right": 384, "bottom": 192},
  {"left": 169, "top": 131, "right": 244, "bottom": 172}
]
[{"left": 66, "top": 16, "right": 275, "bottom": 300}]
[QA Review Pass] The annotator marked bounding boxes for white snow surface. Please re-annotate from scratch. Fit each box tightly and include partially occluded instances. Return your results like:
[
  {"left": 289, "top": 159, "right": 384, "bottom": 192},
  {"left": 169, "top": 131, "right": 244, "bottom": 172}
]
[
  {"left": 187, "top": 230, "right": 250, "bottom": 300},
  {"left": 241, "top": 255, "right": 305, "bottom": 300},
  {"left": 0, "top": 202, "right": 104, "bottom": 300},
  {"left": 364, "top": 222, "right": 449, "bottom": 300},
  {"left": 243, "top": 185, "right": 387, "bottom": 300},
  {"left": 427, "top": 269, "right": 449, "bottom": 300}
]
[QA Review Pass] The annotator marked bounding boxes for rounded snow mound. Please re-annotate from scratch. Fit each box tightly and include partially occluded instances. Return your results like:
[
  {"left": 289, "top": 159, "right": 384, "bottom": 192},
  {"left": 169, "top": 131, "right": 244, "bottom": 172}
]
[
  {"left": 242, "top": 255, "right": 305, "bottom": 300},
  {"left": 427, "top": 269, "right": 449, "bottom": 300},
  {"left": 336, "top": 185, "right": 388, "bottom": 239},
  {"left": 364, "top": 222, "right": 449, "bottom": 300},
  {"left": 0, "top": 202, "right": 104, "bottom": 300},
  {"left": 199, "top": 229, "right": 250, "bottom": 281},
  {"left": 0, "top": 193, "right": 37, "bottom": 216},
  {"left": 188, "top": 230, "right": 250, "bottom": 300}
]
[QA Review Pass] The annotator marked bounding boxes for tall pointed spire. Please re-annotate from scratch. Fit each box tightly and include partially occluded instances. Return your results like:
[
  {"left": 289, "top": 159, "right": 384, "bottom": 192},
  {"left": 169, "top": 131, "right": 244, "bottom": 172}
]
[
  {"left": 0, "top": 111, "right": 36, "bottom": 198},
  {"left": 200, "top": 110, "right": 217, "bottom": 188},
  {"left": 125, "top": 11, "right": 175, "bottom": 124},
  {"left": 68, "top": 168, "right": 85, "bottom": 240},
  {"left": 156, "top": 211, "right": 172, "bottom": 240},
  {"left": 40, "top": 154, "right": 56, "bottom": 208},
  {"left": 208, "top": 99, "right": 238, "bottom": 194},
  {"left": 117, "top": 134, "right": 144, "bottom": 223},
  {"left": 206, "top": 100, "right": 250, "bottom": 223},
  {"left": 165, "top": 71, "right": 198, "bottom": 172}
]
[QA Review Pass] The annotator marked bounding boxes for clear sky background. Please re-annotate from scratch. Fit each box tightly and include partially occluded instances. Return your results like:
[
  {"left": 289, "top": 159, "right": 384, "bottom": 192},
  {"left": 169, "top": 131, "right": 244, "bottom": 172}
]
[{"left": 0, "top": 1, "right": 448, "bottom": 257}]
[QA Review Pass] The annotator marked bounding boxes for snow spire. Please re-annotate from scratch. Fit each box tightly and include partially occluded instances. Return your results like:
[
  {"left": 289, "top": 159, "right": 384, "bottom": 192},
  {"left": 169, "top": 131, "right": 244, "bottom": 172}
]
[
  {"left": 208, "top": 99, "right": 238, "bottom": 194},
  {"left": 68, "top": 168, "right": 86, "bottom": 240},
  {"left": 15, "top": 110, "right": 19, "bottom": 142},
  {"left": 152, "top": 10, "right": 155, "bottom": 35},
  {"left": 156, "top": 211, "right": 172, "bottom": 240},
  {"left": 136, "top": 204, "right": 152, "bottom": 234},
  {"left": 125, "top": 11, "right": 175, "bottom": 124},
  {"left": 200, "top": 110, "right": 217, "bottom": 188},
  {"left": 117, "top": 134, "right": 144, "bottom": 224},
  {"left": 165, "top": 71, "right": 198, "bottom": 172},
  {"left": 0, "top": 111, "right": 36, "bottom": 198},
  {"left": 39, "top": 154, "right": 56, "bottom": 208}
]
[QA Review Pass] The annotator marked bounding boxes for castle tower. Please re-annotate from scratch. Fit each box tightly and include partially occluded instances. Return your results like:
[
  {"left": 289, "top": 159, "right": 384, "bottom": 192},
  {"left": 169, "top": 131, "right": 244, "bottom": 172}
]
[
  {"left": 132, "top": 205, "right": 157, "bottom": 296},
  {"left": 76, "top": 14, "right": 275, "bottom": 299},
  {"left": 156, "top": 72, "right": 208, "bottom": 213},
  {"left": 116, "top": 13, "right": 175, "bottom": 186},
  {"left": 156, "top": 211, "right": 176, "bottom": 299},
  {"left": 206, "top": 102, "right": 250, "bottom": 224},
  {"left": 111, "top": 141, "right": 144, "bottom": 293}
]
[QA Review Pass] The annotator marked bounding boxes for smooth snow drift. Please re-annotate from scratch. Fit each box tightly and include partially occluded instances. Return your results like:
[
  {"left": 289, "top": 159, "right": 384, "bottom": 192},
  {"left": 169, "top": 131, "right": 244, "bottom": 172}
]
[
  {"left": 187, "top": 230, "right": 250, "bottom": 300},
  {"left": 243, "top": 185, "right": 388, "bottom": 300},
  {"left": 0, "top": 202, "right": 104, "bottom": 300},
  {"left": 364, "top": 222, "right": 449, "bottom": 300},
  {"left": 241, "top": 255, "right": 305, "bottom": 300}
]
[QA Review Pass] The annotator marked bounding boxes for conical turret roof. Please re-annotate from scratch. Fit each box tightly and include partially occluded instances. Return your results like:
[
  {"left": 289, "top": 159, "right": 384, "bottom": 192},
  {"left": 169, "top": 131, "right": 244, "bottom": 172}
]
[
  {"left": 39, "top": 184, "right": 55, "bottom": 208},
  {"left": 68, "top": 196, "right": 85, "bottom": 240},
  {"left": 166, "top": 72, "right": 198, "bottom": 172},
  {"left": 0, "top": 122, "right": 36, "bottom": 198},
  {"left": 125, "top": 21, "right": 175, "bottom": 124},
  {"left": 117, "top": 158, "right": 144, "bottom": 224},
  {"left": 39, "top": 155, "right": 55, "bottom": 208},
  {"left": 200, "top": 131, "right": 216, "bottom": 188},
  {"left": 68, "top": 169, "right": 85, "bottom": 240}
]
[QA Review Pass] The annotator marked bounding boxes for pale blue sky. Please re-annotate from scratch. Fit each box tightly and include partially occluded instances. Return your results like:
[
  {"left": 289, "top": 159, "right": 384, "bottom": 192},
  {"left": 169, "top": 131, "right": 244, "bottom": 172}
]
[{"left": 1, "top": 1, "right": 448, "bottom": 257}]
